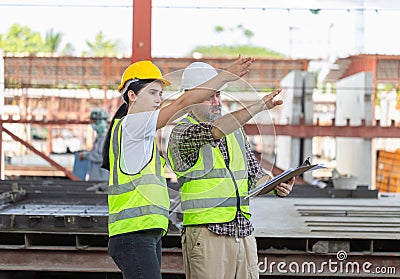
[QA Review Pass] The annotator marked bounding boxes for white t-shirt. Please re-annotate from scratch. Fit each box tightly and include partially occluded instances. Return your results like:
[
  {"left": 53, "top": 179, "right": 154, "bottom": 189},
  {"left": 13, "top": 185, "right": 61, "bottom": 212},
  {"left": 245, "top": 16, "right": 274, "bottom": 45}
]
[{"left": 120, "top": 110, "right": 160, "bottom": 174}]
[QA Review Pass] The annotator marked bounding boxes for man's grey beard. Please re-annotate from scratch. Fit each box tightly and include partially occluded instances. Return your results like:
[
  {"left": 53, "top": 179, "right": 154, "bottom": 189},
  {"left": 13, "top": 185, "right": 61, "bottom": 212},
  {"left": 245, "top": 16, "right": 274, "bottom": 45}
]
[{"left": 209, "top": 105, "right": 222, "bottom": 122}]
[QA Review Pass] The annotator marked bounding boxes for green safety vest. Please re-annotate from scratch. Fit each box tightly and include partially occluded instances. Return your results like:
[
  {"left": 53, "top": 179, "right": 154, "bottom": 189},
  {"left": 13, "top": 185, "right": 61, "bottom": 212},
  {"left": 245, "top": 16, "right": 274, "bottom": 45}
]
[
  {"left": 108, "top": 118, "right": 170, "bottom": 237},
  {"left": 168, "top": 115, "right": 250, "bottom": 226}
]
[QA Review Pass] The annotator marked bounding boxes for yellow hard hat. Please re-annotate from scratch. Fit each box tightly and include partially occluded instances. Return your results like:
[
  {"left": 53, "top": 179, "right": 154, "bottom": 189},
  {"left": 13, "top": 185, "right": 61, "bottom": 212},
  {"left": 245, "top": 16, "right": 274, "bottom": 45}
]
[{"left": 118, "top": 61, "right": 171, "bottom": 93}]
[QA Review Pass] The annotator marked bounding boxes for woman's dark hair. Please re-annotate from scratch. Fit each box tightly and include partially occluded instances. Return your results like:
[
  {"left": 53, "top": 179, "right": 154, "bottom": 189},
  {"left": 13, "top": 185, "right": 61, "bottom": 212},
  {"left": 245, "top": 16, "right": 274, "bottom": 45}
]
[{"left": 101, "top": 79, "right": 156, "bottom": 170}]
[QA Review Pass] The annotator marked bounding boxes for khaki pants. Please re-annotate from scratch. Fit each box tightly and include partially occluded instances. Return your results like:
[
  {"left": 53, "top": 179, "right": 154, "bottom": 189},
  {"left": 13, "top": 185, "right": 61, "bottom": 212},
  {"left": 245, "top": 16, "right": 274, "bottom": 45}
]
[{"left": 181, "top": 226, "right": 259, "bottom": 279}]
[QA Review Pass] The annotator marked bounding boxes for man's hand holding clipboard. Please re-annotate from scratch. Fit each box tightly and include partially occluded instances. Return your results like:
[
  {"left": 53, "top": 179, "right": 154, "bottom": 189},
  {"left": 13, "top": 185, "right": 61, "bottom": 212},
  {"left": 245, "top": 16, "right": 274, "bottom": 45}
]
[{"left": 246, "top": 157, "right": 325, "bottom": 199}]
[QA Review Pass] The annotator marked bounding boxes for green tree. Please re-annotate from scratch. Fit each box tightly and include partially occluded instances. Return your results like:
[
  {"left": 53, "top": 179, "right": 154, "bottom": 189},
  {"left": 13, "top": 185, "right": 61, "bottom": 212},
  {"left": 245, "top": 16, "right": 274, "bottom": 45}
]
[
  {"left": 0, "top": 23, "right": 44, "bottom": 54},
  {"left": 191, "top": 45, "right": 285, "bottom": 59},
  {"left": 0, "top": 23, "right": 72, "bottom": 55},
  {"left": 190, "top": 25, "right": 285, "bottom": 59},
  {"left": 236, "top": 24, "right": 254, "bottom": 44},
  {"left": 60, "top": 42, "right": 75, "bottom": 56},
  {"left": 44, "top": 28, "right": 63, "bottom": 53},
  {"left": 215, "top": 25, "right": 225, "bottom": 33},
  {"left": 84, "top": 31, "right": 119, "bottom": 57}
]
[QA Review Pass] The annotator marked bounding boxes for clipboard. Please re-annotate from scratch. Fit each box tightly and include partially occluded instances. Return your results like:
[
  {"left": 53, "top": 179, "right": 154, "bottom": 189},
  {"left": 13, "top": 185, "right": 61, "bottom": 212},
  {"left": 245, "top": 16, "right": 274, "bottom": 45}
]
[{"left": 246, "top": 159, "right": 324, "bottom": 198}]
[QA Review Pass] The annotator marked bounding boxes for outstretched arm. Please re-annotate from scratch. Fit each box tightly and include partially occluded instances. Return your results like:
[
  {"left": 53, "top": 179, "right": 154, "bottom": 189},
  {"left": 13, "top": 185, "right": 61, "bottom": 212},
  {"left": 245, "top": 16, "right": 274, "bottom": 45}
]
[
  {"left": 157, "top": 55, "right": 255, "bottom": 129},
  {"left": 211, "top": 88, "right": 283, "bottom": 139}
]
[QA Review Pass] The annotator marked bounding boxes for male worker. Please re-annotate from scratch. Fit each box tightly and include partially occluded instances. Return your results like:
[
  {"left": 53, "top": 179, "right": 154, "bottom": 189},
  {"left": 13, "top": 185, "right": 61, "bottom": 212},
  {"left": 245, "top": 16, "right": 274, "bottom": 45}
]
[
  {"left": 79, "top": 108, "right": 109, "bottom": 181},
  {"left": 167, "top": 62, "right": 295, "bottom": 278}
]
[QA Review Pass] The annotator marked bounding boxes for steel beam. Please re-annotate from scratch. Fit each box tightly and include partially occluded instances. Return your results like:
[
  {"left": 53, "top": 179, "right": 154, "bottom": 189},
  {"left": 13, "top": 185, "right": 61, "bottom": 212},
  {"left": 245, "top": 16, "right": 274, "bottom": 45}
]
[
  {"left": 244, "top": 119, "right": 400, "bottom": 139},
  {"left": 3, "top": 119, "right": 400, "bottom": 138},
  {"left": 0, "top": 249, "right": 118, "bottom": 273},
  {"left": 131, "top": 0, "right": 152, "bottom": 62},
  {"left": 0, "top": 248, "right": 183, "bottom": 274},
  {"left": 1, "top": 126, "right": 80, "bottom": 180},
  {"left": 0, "top": 248, "right": 398, "bottom": 277}
]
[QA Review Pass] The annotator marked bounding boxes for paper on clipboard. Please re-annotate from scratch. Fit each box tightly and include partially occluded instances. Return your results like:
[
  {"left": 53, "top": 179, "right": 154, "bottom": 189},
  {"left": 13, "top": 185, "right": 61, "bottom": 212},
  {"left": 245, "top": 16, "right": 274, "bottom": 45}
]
[{"left": 246, "top": 163, "right": 325, "bottom": 199}]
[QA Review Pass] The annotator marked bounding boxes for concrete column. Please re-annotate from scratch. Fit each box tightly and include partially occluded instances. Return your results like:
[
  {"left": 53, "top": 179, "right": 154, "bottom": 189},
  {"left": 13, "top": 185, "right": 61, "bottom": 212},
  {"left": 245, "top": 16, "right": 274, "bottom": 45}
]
[
  {"left": 335, "top": 72, "right": 373, "bottom": 188},
  {"left": 302, "top": 72, "right": 314, "bottom": 182},
  {"left": 276, "top": 70, "right": 314, "bottom": 183}
]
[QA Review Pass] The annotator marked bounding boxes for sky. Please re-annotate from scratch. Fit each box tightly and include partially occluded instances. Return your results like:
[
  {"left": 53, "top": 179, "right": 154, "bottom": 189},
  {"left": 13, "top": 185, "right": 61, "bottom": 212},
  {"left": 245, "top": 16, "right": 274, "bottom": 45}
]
[{"left": 0, "top": 0, "right": 400, "bottom": 60}]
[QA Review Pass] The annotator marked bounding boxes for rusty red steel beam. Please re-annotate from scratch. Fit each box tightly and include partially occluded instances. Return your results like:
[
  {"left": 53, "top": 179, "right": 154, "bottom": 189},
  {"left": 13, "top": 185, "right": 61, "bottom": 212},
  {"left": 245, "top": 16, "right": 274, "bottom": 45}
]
[
  {"left": 0, "top": 249, "right": 119, "bottom": 273},
  {"left": 4, "top": 118, "right": 400, "bottom": 139},
  {"left": 1, "top": 126, "right": 80, "bottom": 181},
  {"left": 131, "top": 0, "right": 152, "bottom": 62},
  {"left": 0, "top": 248, "right": 398, "bottom": 277},
  {"left": 0, "top": 248, "right": 183, "bottom": 274},
  {"left": 244, "top": 119, "right": 400, "bottom": 139}
]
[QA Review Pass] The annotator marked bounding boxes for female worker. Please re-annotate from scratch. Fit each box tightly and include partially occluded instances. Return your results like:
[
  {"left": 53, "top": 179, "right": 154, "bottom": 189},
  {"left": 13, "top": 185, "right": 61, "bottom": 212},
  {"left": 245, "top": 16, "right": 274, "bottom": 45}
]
[{"left": 102, "top": 56, "right": 254, "bottom": 279}]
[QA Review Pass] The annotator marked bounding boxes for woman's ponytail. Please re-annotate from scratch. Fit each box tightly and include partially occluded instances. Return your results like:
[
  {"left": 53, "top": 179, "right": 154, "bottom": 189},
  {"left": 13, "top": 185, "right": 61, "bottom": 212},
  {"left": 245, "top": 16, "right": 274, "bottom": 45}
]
[{"left": 101, "top": 103, "right": 128, "bottom": 170}]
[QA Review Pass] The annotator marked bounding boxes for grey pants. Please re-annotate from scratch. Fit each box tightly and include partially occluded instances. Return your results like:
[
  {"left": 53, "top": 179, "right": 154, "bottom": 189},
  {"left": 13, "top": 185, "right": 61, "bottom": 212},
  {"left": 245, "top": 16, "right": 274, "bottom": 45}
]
[{"left": 108, "top": 229, "right": 163, "bottom": 279}]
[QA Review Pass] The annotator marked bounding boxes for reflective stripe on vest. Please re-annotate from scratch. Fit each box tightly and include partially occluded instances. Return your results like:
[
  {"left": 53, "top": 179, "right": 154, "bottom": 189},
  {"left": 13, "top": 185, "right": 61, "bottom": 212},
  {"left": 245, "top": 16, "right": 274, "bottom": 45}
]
[
  {"left": 181, "top": 196, "right": 249, "bottom": 210},
  {"left": 108, "top": 118, "right": 170, "bottom": 237},
  {"left": 168, "top": 115, "right": 249, "bottom": 226}
]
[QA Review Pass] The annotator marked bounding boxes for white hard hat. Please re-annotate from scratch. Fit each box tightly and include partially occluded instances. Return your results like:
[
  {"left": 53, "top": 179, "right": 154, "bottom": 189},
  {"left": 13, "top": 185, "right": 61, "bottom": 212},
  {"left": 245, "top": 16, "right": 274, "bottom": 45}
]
[{"left": 180, "top": 62, "right": 228, "bottom": 91}]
